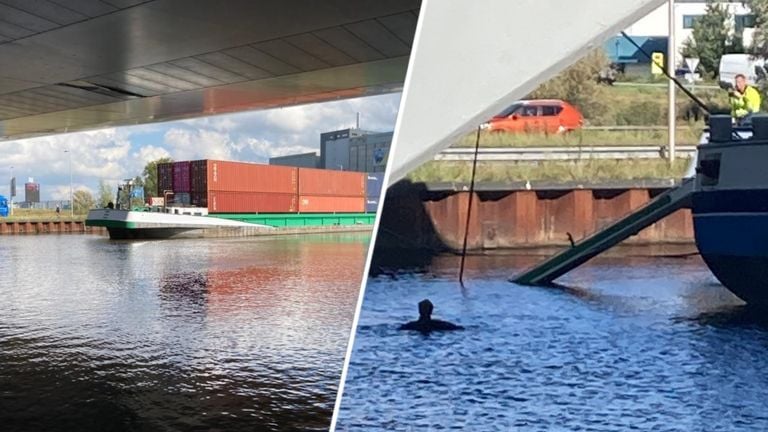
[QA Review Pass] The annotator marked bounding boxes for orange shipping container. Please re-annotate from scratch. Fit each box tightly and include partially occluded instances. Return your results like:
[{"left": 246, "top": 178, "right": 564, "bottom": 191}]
[
  {"left": 206, "top": 160, "right": 298, "bottom": 194},
  {"left": 298, "top": 195, "right": 365, "bottom": 213},
  {"left": 298, "top": 168, "right": 365, "bottom": 197},
  {"left": 208, "top": 191, "right": 297, "bottom": 213}
]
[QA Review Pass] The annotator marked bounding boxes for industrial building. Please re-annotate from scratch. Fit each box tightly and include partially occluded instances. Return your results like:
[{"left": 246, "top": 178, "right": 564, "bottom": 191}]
[
  {"left": 269, "top": 152, "right": 320, "bottom": 169},
  {"left": 606, "top": 1, "right": 754, "bottom": 73},
  {"left": 272, "top": 128, "right": 392, "bottom": 173},
  {"left": 24, "top": 178, "right": 40, "bottom": 203},
  {"left": 320, "top": 128, "right": 373, "bottom": 171}
]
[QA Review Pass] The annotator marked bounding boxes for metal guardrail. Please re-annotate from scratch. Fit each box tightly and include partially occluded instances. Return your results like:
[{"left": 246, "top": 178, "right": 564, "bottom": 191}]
[
  {"left": 613, "top": 81, "right": 720, "bottom": 90},
  {"left": 436, "top": 145, "right": 697, "bottom": 161},
  {"left": 582, "top": 125, "right": 694, "bottom": 131}
]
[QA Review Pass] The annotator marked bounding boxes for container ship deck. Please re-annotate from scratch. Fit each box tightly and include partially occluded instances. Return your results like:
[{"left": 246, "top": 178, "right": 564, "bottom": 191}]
[
  {"left": 87, "top": 159, "right": 382, "bottom": 240},
  {"left": 86, "top": 208, "right": 375, "bottom": 240}
]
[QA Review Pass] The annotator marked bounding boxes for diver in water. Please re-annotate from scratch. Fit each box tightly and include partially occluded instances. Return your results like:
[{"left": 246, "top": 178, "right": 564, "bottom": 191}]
[{"left": 399, "top": 299, "right": 464, "bottom": 333}]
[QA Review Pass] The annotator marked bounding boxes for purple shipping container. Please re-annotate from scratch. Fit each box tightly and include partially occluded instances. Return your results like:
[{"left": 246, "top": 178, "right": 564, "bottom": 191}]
[
  {"left": 157, "top": 163, "right": 174, "bottom": 196},
  {"left": 173, "top": 161, "right": 192, "bottom": 193},
  {"left": 190, "top": 160, "right": 208, "bottom": 193}
]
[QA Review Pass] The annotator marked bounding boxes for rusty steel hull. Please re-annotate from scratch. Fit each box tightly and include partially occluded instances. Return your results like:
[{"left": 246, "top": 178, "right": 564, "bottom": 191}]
[{"left": 376, "top": 182, "right": 694, "bottom": 251}]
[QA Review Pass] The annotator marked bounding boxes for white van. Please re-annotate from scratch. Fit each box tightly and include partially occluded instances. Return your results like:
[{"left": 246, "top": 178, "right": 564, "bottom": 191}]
[{"left": 719, "top": 54, "right": 766, "bottom": 87}]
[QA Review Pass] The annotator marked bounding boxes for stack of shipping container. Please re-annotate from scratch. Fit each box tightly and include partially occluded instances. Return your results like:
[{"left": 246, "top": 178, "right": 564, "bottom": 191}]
[
  {"left": 159, "top": 160, "right": 370, "bottom": 214},
  {"left": 173, "top": 161, "right": 191, "bottom": 205},
  {"left": 157, "top": 162, "right": 174, "bottom": 197},
  {"left": 198, "top": 160, "right": 298, "bottom": 213},
  {"left": 297, "top": 167, "right": 365, "bottom": 213}
]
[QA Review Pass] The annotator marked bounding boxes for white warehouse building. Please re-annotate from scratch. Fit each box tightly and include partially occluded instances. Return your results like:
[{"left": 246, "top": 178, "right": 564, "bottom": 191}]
[{"left": 624, "top": 0, "right": 755, "bottom": 60}]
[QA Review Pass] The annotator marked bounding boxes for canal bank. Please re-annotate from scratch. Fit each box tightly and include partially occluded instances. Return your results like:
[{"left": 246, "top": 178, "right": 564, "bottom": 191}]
[
  {"left": 375, "top": 179, "right": 693, "bottom": 254},
  {"left": 1, "top": 217, "right": 373, "bottom": 238},
  {"left": 0, "top": 219, "right": 105, "bottom": 235}
]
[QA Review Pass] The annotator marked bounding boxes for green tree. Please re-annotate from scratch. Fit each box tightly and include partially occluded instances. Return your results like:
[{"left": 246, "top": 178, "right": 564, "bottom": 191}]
[
  {"left": 142, "top": 157, "right": 173, "bottom": 198},
  {"left": 749, "top": 0, "right": 768, "bottom": 58},
  {"left": 73, "top": 189, "right": 95, "bottom": 214},
  {"left": 97, "top": 180, "right": 113, "bottom": 208},
  {"left": 528, "top": 49, "right": 610, "bottom": 123},
  {"left": 681, "top": 1, "right": 741, "bottom": 78}
]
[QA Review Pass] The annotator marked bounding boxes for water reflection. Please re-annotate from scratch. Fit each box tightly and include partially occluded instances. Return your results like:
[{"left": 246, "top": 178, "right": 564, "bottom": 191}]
[{"left": 0, "top": 233, "right": 368, "bottom": 431}]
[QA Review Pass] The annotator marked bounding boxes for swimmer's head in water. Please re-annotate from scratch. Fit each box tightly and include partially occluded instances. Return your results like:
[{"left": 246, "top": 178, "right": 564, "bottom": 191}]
[
  {"left": 418, "top": 299, "right": 433, "bottom": 320},
  {"left": 400, "top": 298, "right": 464, "bottom": 332}
]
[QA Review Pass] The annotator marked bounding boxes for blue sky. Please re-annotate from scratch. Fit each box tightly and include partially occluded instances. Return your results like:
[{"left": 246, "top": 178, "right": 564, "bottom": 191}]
[{"left": 0, "top": 93, "right": 401, "bottom": 201}]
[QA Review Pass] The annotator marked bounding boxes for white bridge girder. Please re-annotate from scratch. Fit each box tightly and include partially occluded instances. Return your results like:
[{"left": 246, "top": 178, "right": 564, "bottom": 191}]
[{"left": 387, "top": 0, "right": 668, "bottom": 184}]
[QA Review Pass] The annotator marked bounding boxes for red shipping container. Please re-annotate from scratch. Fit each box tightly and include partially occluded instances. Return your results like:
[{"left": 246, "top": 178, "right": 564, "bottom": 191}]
[
  {"left": 298, "top": 195, "right": 365, "bottom": 213},
  {"left": 298, "top": 168, "right": 365, "bottom": 197},
  {"left": 208, "top": 191, "right": 297, "bottom": 213},
  {"left": 157, "top": 163, "right": 174, "bottom": 196},
  {"left": 206, "top": 160, "right": 297, "bottom": 194},
  {"left": 173, "top": 161, "right": 192, "bottom": 192}
]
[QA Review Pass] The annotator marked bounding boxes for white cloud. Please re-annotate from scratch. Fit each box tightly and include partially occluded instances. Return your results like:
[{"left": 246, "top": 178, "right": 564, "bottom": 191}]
[
  {"left": 48, "top": 184, "right": 95, "bottom": 201},
  {"left": 134, "top": 145, "right": 172, "bottom": 166},
  {"left": 163, "top": 128, "right": 235, "bottom": 160},
  {"left": 1, "top": 93, "right": 401, "bottom": 200},
  {"left": 242, "top": 138, "right": 316, "bottom": 160}
]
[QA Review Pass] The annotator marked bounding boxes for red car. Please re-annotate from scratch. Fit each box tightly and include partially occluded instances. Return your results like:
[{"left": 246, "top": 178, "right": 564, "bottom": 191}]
[{"left": 482, "top": 99, "right": 584, "bottom": 133}]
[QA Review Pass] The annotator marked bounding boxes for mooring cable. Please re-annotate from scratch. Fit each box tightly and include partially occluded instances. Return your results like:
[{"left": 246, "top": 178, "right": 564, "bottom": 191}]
[
  {"left": 459, "top": 126, "right": 482, "bottom": 288},
  {"left": 620, "top": 31, "right": 710, "bottom": 114},
  {"left": 619, "top": 31, "right": 742, "bottom": 141}
]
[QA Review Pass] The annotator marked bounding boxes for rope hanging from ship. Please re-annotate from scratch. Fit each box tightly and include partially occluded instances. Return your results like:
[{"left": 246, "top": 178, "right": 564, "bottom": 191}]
[
  {"left": 459, "top": 126, "right": 482, "bottom": 288},
  {"left": 619, "top": 31, "right": 742, "bottom": 141}
]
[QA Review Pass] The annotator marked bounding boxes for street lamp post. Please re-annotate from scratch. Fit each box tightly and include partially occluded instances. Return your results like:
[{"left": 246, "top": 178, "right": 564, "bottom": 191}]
[
  {"left": 667, "top": 0, "right": 676, "bottom": 163},
  {"left": 9, "top": 165, "right": 13, "bottom": 217},
  {"left": 64, "top": 149, "right": 73, "bottom": 217}
]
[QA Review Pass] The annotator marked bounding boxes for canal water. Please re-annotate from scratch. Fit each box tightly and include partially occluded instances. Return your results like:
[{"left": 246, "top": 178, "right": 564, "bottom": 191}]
[
  {"left": 0, "top": 233, "right": 369, "bottom": 431},
  {"left": 337, "top": 248, "right": 768, "bottom": 431}
]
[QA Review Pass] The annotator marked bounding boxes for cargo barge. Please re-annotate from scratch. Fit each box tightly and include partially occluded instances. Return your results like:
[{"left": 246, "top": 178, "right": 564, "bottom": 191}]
[
  {"left": 85, "top": 208, "right": 375, "bottom": 240},
  {"left": 87, "top": 159, "right": 382, "bottom": 240}
]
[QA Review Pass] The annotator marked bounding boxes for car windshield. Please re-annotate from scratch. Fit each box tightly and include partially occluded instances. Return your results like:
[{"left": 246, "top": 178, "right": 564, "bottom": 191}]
[{"left": 497, "top": 103, "right": 523, "bottom": 117}]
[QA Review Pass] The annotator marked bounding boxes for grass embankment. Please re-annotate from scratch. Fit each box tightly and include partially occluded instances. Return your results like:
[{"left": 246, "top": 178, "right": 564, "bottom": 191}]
[
  {"left": 453, "top": 128, "right": 703, "bottom": 148},
  {"left": 592, "top": 83, "right": 729, "bottom": 126},
  {"left": 2, "top": 208, "right": 86, "bottom": 222},
  {"left": 409, "top": 159, "right": 690, "bottom": 184},
  {"left": 415, "top": 84, "right": 707, "bottom": 183}
]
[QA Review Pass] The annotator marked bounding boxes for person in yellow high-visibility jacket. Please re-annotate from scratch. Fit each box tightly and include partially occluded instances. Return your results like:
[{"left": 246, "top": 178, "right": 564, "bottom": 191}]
[{"left": 730, "top": 74, "right": 762, "bottom": 122}]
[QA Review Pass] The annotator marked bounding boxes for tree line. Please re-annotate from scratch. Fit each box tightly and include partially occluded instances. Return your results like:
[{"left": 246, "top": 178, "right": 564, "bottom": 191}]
[
  {"left": 71, "top": 157, "right": 173, "bottom": 214},
  {"left": 528, "top": 0, "right": 768, "bottom": 124}
]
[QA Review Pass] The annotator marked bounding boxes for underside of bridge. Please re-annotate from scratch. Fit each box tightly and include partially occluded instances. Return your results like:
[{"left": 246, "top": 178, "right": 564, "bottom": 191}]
[{"left": 0, "top": 0, "right": 420, "bottom": 141}]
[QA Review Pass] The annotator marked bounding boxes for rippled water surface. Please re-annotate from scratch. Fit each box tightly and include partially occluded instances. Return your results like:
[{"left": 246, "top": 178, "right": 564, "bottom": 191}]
[
  {"left": 0, "top": 233, "right": 368, "bottom": 431},
  {"left": 338, "top": 250, "right": 768, "bottom": 431}
]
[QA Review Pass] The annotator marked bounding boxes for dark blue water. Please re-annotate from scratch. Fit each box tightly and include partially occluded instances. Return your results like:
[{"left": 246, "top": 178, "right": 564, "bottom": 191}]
[
  {"left": 0, "top": 233, "right": 368, "bottom": 431},
  {"left": 337, "top": 250, "right": 768, "bottom": 431}
]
